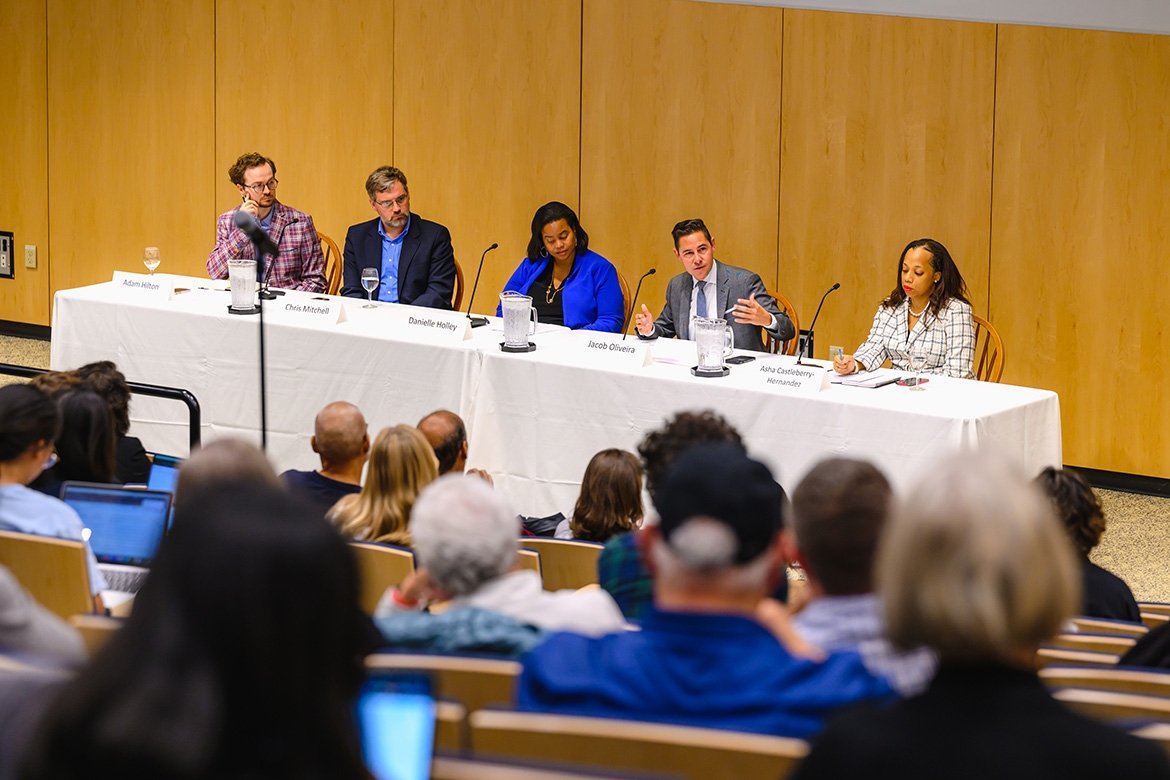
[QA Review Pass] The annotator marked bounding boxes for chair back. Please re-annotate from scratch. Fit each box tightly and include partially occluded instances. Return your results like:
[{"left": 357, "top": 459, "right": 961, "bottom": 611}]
[
  {"left": 618, "top": 272, "right": 632, "bottom": 331},
  {"left": 320, "top": 231, "right": 342, "bottom": 295},
  {"left": 452, "top": 258, "right": 466, "bottom": 311},
  {"left": 469, "top": 709, "right": 809, "bottom": 780},
  {"left": 1068, "top": 617, "right": 1149, "bottom": 638},
  {"left": 764, "top": 290, "right": 800, "bottom": 356},
  {"left": 0, "top": 531, "right": 93, "bottom": 619},
  {"left": 68, "top": 613, "right": 124, "bottom": 657},
  {"left": 1047, "top": 633, "right": 1138, "bottom": 656},
  {"left": 972, "top": 312, "right": 1005, "bottom": 382},
  {"left": 1041, "top": 666, "right": 1170, "bottom": 697},
  {"left": 516, "top": 548, "right": 542, "bottom": 578},
  {"left": 1035, "top": 647, "right": 1121, "bottom": 668},
  {"left": 366, "top": 653, "right": 521, "bottom": 716},
  {"left": 1053, "top": 688, "right": 1170, "bottom": 725},
  {"left": 515, "top": 538, "right": 602, "bottom": 592},
  {"left": 349, "top": 541, "right": 415, "bottom": 613}
]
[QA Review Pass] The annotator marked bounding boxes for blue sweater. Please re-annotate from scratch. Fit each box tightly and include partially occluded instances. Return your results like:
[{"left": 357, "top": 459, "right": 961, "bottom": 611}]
[{"left": 497, "top": 249, "right": 624, "bottom": 332}]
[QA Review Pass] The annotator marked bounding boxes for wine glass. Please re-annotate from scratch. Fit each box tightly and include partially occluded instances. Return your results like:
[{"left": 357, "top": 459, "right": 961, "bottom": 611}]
[
  {"left": 360, "top": 267, "right": 379, "bottom": 308},
  {"left": 143, "top": 246, "right": 161, "bottom": 275},
  {"left": 909, "top": 348, "right": 927, "bottom": 391}
]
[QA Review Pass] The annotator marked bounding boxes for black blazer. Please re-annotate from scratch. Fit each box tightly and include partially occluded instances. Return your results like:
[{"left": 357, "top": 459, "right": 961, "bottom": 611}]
[{"left": 340, "top": 214, "right": 456, "bottom": 309}]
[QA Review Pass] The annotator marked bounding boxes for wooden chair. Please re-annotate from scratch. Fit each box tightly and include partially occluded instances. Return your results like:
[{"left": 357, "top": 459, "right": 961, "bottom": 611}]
[
  {"left": 516, "top": 548, "right": 542, "bottom": 578},
  {"left": 972, "top": 312, "right": 1005, "bottom": 382},
  {"left": 515, "top": 538, "right": 603, "bottom": 592},
  {"left": 1145, "top": 613, "right": 1170, "bottom": 629},
  {"left": 1047, "top": 633, "right": 1138, "bottom": 656},
  {"left": 1041, "top": 666, "right": 1170, "bottom": 697},
  {"left": 1139, "top": 602, "right": 1170, "bottom": 617},
  {"left": 320, "top": 231, "right": 342, "bottom": 295},
  {"left": 365, "top": 653, "right": 521, "bottom": 717},
  {"left": 1069, "top": 617, "right": 1148, "bottom": 638},
  {"left": 0, "top": 531, "right": 93, "bottom": 619},
  {"left": 617, "top": 271, "right": 632, "bottom": 331},
  {"left": 349, "top": 542, "right": 415, "bottom": 613},
  {"left": 68, "top": 613, "right": 124, "bottom": 657},
  {"left": 434, "top": 700, "right": 468, "bottom": 754},
  {"left": 452, "top": 258, "right": 466, "bottom": 311},
  {"left": 432, "top": 755, "right": 626, "bottom": 779},
  {"left": 763, "top": 290, "right": 800, "bottom": 356},
  {"left": 469, "top": 709, "right": 809, "bottom": 780},
  {"left": 1053, "top": 688, "right": 1170, "bottom": 725},
  {"left": 1035, "top": 647, "right": 1121, "bottom": 668}
]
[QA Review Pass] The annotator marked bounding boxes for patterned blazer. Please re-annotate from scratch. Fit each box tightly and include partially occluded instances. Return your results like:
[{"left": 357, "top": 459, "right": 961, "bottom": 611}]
[
  {"left": 206, "top": 201, "right": 327, "bottom": 293},
  {"left": 852, "top": 297, "right": 975, "bottom": 379}
]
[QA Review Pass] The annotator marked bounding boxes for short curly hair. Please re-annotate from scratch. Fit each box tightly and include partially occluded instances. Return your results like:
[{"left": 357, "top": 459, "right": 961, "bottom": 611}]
[
  {"left": 1034, "top": 466, "right": 1106, "bottom": 556},
  {"left": 228, "top": 152, "right": 276, "bottom": 186},
  {"left": 637, "top": 410, "right": 744, "bottom": 499}
]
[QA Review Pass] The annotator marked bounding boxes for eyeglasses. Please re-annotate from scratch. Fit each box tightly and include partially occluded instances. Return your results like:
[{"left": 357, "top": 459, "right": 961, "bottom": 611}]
[
  {"left": 374, "top": 193, "right": 409, "bottom": 209},
  {"left": 242, "top": 179, "right": 279, "bottom": 194}
]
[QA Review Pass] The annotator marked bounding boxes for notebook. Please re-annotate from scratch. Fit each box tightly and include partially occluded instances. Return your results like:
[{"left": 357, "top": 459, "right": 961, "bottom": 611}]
[{"left": 60, "top": 482, "right": 172, "bottom": 595}]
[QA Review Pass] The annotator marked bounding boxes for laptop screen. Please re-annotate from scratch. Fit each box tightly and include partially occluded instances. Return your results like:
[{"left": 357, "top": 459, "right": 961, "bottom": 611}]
[
  {"left": 147, "top": 453, "right": 183, "bottom": 495},
  {"left": 60, "top": 482, "right": 172, "bottom": 567}
]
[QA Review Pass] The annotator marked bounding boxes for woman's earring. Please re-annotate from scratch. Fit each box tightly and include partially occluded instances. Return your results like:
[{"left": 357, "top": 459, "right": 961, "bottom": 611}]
[{"left": 539, "top": 247, "right": 548, "bottom": 258}]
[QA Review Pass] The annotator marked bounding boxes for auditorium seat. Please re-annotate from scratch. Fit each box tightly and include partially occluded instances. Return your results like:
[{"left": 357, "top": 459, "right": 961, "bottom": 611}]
[
  {"left": 1041, "top": 666, "right": 1170, "bottom": 697},
  {"left": 1069, "top": 616, "right": 1149, "bottom": 637},
  {"left": 0, "top": 531, "right": 93, "bottom": 619},
  {"left": 349, "top": 541, "right": 415, "bottom": 613},
  {"left": 365, "top": 653, "right": 520, "bottom": 721},
  {"left": 516, "top": 538, "right": 602, "bottom": 592}
]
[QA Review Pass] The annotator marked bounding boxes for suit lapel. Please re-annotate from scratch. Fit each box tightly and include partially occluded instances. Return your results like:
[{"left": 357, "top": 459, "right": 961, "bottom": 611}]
[
  {"left": 268, "top": 203, "right": 290, "bottom": 245},
  {"left": 715, "top": 262, "right": 732, "bottom": 318},
  {"left": 363, "top": 220, "right": 382, "bottom": 270},
  {"left": 677, "top": 275, "right": 694, "bottom": 340}
]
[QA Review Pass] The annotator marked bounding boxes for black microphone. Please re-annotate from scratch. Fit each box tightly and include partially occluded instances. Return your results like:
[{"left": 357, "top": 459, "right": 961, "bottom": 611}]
[
  {"left": 795, "top": 282, "right": 841, "bottom": 365},
  {"left": 465, "top": 242, "right": 498, "bottom": 328},
  {"left": 622, "top": 267, "right": 657, "bottom": 340},
  {"left": 234, "top": 209, "right": 280, "bottom": 256}
]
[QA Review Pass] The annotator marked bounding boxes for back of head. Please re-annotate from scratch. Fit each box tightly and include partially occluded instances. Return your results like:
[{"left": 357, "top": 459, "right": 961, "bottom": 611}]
[
  {"left": 335, "top": 424, "right": 437, "bottom": 542},
  {"left": 571, "top": 448, "right": 644, "bottom": 542},
  {"left": 0, "top": 384, "right": 60, "bottom": 464},
  {"left": 175, "top": 439, "right": 279, "bottom": 512},
  {"left": 53, "top": 389, "right": 116, "bottom": 484},
  {"left": 410, "top": 474, "right": 519, "bottom": 596},
  {"left": 22, "top": 481, "right": 371, "bottom": 779},
  {"left": 1034, "top": 466, "right": 1104, "bottom": 557},
  {"left": 313, "top": 401, "right": 368, "bottom": 467},
  {"left": 75, "top": 361, "right": 132, "bottom": 437},
  {"left": 792, "top": 458, "right": 892, "bottom": 596},
  {"left": 638, "top": 410, "right": 744, "bottom": 499},
  {"left": 880, "top": 454, "right": 1079, "bottom": 665},
  {"left": 416, "top": 409, "right": 466, "bottom": 475}
]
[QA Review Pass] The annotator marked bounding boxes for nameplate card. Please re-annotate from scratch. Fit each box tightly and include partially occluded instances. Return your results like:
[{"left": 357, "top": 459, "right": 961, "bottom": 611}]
[
  {"left": 578, "top": 334, "right": 652, "bottom": 370},
  {"left": 263, "top": 297, "right": 346, "bottom": 327},
  {"left": 376, "top": 306, "right": 473, "bottom": 344},
  {"left": 751, "top": 362, "right": 829, "bottom": 394},
  {"left": 111, "top": 271, "right": 172, "bottom": 302}
]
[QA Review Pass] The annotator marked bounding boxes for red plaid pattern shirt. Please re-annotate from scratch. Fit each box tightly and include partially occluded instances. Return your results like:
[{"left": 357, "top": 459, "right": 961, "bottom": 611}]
[{"left": 206, "top": 201, "right": 327, "bottom": 293}]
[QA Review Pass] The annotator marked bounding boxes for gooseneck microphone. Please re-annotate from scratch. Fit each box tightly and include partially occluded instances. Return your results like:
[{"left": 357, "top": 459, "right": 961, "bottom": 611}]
[
  {"left": 465, "top": 242, "right": 498, "bottom": 328},
  {"left": 795, "top": 282, "right": 841, "bottom": 365},
  {"left": 622, "top": 267, "right": 657, "bottom": 340},
  {"left": 234, "top": 210, "right": 280, "bottom": 257}
]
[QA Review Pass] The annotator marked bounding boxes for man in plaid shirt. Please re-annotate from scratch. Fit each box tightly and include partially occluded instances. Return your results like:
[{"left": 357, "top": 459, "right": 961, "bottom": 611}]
[{"left": 206, "top": 152, "right": 327, "bottom": 293}]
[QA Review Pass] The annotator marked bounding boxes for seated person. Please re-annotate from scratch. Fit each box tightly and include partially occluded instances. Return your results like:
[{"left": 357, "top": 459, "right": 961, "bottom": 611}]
[
  {"left": 518, "top": 446, "right": 891, "bottom": 738},
  {"left": 281, "top": 402, "right": 369, "bottom": 518},
  {"left": 375, "top": 475, "right": 625, "bottom": 655},
  {"left": 0, "top": 565, "right": 85, "bottom": 667},
  {"left": 0, "top": 385, "right": 107, "bottom": 608},
  {"left": 555, "top": 448, "right": 643, "bottom": 542},
  {"left": 792, "top": 454, "right": 1170, "bottom": 779},
  {"left": 19, "top": 481, "right": 378, "bottom": 779},
  {"left": 340, "top": 166, "right": 456, "bottom": 308},
  {"left": 328, "top": 425, "right": 437, "bottom": 545},
  {"left": 789, "top": 457, "right": 936, "bottom": 695},
  {"left": 416, "top": 409, "right": 493, "bottom": 484},
  {"left": 1035, "top": 466, "right": 1141, "bottom": 622},
  {"left": 497, "top": 201, "right": 624, "bottom": 332},
  {"left": 832, "top": 238, "right": 975, "bottom": 379},
  {"left": 74, "top": 361, "right": 151, "bottom": 484},
  {"left": 206, "top": 152, "right": 327, "bottom": 293},
  {"left": 634, "top": 218, "right": 793, "bottom": 352},
  {"left": 28, "top": 389, "right": 118, "bottom": 498}
]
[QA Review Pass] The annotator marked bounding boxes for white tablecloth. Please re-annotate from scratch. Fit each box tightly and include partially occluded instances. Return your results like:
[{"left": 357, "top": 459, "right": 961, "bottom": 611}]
[{"left": 51, "top": 275, "right": 1062, "bottom": 514}]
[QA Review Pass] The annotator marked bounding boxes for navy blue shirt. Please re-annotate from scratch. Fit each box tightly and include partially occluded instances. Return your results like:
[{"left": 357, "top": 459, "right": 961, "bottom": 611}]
[{"left": 280, "top": 470, "right": 360, "bottom": 518}]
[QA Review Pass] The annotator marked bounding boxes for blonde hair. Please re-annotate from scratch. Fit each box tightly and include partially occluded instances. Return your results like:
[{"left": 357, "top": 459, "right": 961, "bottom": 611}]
[
  {"left": 328, "top": 425, "right": 437, "bottom": 545},
  {"left": 880, "top": 454, "right": 1080, "bottom": 664}
]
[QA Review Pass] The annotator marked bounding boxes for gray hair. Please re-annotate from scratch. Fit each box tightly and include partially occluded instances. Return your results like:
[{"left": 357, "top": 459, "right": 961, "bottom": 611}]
[{"left": 409, "top": 474, "right": 518, "bottom": 596}]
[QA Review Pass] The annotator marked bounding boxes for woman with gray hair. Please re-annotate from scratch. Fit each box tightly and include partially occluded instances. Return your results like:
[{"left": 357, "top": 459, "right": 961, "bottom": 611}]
[{"left": 793, "top": 454, "right": 1170, "bottom": 779}]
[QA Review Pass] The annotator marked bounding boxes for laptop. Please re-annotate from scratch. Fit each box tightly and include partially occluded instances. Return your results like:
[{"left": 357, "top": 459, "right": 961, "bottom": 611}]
[
  {"left": 60, "top": 482, "right": 172, "bottom": 596},
  {"left": 146, "top": 453, "right": 184, "bottom": 527}
]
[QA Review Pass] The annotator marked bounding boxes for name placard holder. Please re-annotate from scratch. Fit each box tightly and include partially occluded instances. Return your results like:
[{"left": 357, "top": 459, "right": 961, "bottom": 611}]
[
  {"left": 580, "top": 334, "right": 652, "bottom": 370},
  {"left": 375, "top": 305, "right": 474, "bottom": 344},
  {"left": 751, "top": 361, "right": 830, "bottom": 394},
  {"left": 263, "top": 297, "right": 346, "bottom": 327},
  {"left": 111, "top": 271, "right": 172, "bottom": 302}
]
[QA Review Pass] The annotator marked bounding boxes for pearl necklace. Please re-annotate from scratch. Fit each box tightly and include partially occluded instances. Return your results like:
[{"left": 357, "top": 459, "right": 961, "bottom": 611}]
[{"left": 908, "top": 303, "right": 928, "bottom": 318}]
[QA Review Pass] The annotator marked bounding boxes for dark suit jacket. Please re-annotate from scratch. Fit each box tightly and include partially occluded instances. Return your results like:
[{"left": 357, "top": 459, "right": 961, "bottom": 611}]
[
  {"left": 639, "top": 261, "right": 794, "bottom": 353},
  {"left": 340, "top": 214, "right": 456, "bottom": 309}
]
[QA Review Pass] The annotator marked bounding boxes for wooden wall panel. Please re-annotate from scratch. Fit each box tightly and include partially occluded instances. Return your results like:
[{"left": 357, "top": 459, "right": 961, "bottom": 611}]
[
  {"left": 47, "top": 0, "right": 215, "bottom": 288},
  {"left": 992, "top": 27, "right": 1170, "bottom": 476},
  {"left": 780, "top": 10, "right": 996, "bottom": 359},
  {"left": 580, "top": 0, "right": 784, "bottom": 315},
  {"left": 393, "top": 0, "right": 581, "bottom": 316},
  {"left": 215, "top": 0, "right": 396, "bottom": 251},
  {"left": 0, "top": 0, "right": 49, "bottom": 325}
]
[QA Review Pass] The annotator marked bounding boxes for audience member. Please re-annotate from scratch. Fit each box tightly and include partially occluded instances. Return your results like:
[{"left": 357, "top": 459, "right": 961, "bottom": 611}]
[
  {"left": 555, "top": 449, "right": 643, "bottom": 542},
  {"left": 173, "top": 439, "right": 279, "bottom": 516},
  {"left": 792, "top": 455, "right": 1170, "bottom": 779},
  {"left": 1035, "top": 466, "right": 1141, "bottom": 623},
  {"left": 74, "top": 361, "right": 151, "bottom": 484},
  {"left": 598, "top": 409, "right": 748, "bottom": 621},
  {"left": 29, "top": 389, "right": 118, "bottom": 498},
  {"left": 375, "top": 475, "right": 625, "bottom": 655},
  {"left": 0, "top": 566, "right": 85, "bottom": 667},
  {"left": 518, "top": 446, "right": 891, "bottom": 738},
  {"left": 415, "top": 409, "right": 493, "bottom": 484},
  {"left": 281, "top": 402, "right": 369, "bottom": 517},
  {"left": 20, "top": 482, "right": 377, "bottom": 780},
  {"left": 789, "top": 457, "right": 935, "bottom": 695},
  {"left": 0, "top": 385, "right": 107, "bottom": 603},
  {"left": 329, "top": 425, "right": 437, "bottom": 545}
]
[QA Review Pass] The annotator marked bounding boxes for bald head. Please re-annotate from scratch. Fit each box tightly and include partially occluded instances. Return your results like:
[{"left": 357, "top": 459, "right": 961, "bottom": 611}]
[
  {"left": 312, "top": 402, "right": 369, "bottom": 468},
  {"left": 417, "top": 409, "right": 467, "bottom": 474}
]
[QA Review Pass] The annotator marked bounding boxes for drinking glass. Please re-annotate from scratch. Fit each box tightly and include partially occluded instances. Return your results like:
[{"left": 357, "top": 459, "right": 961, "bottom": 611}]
[
  {"left": 909, "top": 348, "right": 927, "bottom": 391},
  {"left": 143, "top": 246, "right": 161, "bottom": 275},
  {"left": 360, "top": 267, "right": 379, "bottom": 308}
]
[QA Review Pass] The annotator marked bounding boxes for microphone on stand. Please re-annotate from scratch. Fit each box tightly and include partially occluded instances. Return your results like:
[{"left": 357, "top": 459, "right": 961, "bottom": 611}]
[
  {"left": 232, "top": 209, "right": 277, "bottom": 451},
  {"left": 464, "top": 242, "right": 498, "bottom": 328},
  {"left": 795, "top": 282, "right": 841, "bottom": 365},
  {"left": 622, "top": 268, "right": 657, "bottom": 340},
  {"left": 234, "top": 210, "right": 284, "bottom": 299}
]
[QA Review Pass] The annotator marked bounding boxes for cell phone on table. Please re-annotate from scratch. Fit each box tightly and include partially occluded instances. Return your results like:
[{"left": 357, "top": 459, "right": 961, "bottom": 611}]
[
  {"left": 357, "top": 671, "right": 435, "bottom": 780},
  {"left": 726, "top": 355, "right": 756, "bottom": 365}
]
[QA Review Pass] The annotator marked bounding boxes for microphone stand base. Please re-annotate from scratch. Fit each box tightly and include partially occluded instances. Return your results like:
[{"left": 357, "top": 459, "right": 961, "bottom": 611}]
[
  {"left": 258, "top": 288, "right": 284, "bottom": 300},
  {"left": 468, "top": 316, "right": 489, "bottom": 328}
]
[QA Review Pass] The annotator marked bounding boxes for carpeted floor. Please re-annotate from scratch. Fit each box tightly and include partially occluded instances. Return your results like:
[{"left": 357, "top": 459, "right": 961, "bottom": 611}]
[{"left": 3, "top": 333, "right": 1168, "bottom": 602}]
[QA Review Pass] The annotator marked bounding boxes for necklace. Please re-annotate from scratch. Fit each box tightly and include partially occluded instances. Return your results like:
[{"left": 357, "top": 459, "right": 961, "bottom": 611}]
[
  {"left": 908, "top": 302, "right": 928, "bottom": 318},
  {"left": 545, "top": 278, "right": 565, "bottom": 304}
]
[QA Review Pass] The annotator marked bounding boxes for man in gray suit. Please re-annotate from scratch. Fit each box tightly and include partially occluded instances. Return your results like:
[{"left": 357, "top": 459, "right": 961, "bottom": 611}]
[{"left": 634, "top": 219, "right": 794, "bottom": 352}]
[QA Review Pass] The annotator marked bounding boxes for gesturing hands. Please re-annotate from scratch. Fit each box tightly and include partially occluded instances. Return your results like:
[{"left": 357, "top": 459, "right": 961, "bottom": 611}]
[
  {"left": 635, "top": 304, "right": 655, "bottom": 336},
  {"left": 729, "top": 294, "right": 771, "bottom": 327}
]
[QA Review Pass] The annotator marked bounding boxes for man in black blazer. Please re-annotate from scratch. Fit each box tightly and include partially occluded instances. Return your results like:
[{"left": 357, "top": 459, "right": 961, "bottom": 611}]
[
  {"left": 340, "top": 166, "right": 456, "bottom": 309},
  {"left": 634, "top": 218, "right": 793, "bottom": 352}
]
